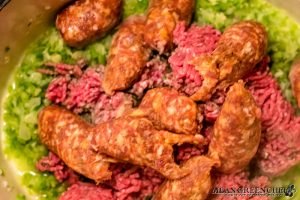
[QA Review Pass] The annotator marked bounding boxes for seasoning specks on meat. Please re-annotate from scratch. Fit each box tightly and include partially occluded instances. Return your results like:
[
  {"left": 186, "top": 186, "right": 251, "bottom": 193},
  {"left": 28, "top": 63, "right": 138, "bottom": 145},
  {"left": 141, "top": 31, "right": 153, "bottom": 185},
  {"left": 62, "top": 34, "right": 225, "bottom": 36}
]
[
  {"left": 154, "top": 156, "right": 217, "bottom": 200},
  {"left": 144, "top": 0, "right": 195, "bottom": 54},
  {"left": 56, "top": 0, "right": 122, "bottom": 47},
  {"left": 38, "top": 106, "right": 206, "bottom": 181},
  {"left": 190, "top": 20, "right": 268, "bottom": 101},
  {"left": 215, "top": 21, "right": 268, "bottom": 90},
  {"left": 190, "top": 55, "right": 219, "bottom": 101},
  {"left": 102, "top": 15, "right": 151, "bottom": 95},
  {"left": 38, "top": 105, "right": 115, "bottom": 182},
  {"left": 92, "top": 116, "right": 206, "bottom": 180},
  {"left": 131, "top": 87, "right": 200, "bottom": 134},
  {"left": 208, "top": 81, "right": 261, "bottom": 173}
]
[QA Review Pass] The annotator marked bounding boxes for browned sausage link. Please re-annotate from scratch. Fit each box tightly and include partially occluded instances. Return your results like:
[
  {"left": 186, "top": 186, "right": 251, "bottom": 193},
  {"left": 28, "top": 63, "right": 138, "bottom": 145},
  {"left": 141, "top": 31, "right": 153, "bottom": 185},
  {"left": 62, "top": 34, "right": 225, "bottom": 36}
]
[
  {"left": 39, "top": 106, "right": 206, "bottom": 180},
  {"left": 38, "top": 105, "right": 115, "bottom": 183},
  {"left": 154, "top": 156, "right": 217, "bottom": 200},
  {"left": 130, "top": 87, "right": 200, "bottom": 134},
  {"left": 56, "top": 0, "right": 122, "bottom": 47},
  {"left": 190, "top": 21, "right": 267, "bottom": 101},
  {"left": 215, "top": 20, "right": 268, "bottom": 89},
  {"left": 144, "top": 0, "right": 195, "bottom": 54},
  {"left": 102, "top": 16, "right": 151, "bottom": 95},
  {"left": 92, "top": 116, "right": 206, "bottom": 179},
  {"left": 289, "top": 59, "right": 300, "bottom": 108},
  {"left": 208, "top": 81, "right": 261, "bottom": 173}
]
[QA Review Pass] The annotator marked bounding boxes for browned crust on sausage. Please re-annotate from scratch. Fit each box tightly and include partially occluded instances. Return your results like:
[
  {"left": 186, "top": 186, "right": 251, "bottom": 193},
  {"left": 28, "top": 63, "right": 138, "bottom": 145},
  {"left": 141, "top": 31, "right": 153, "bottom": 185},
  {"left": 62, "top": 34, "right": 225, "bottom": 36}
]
[
  {"left": 190, "top": 20, "right": 267, "bottom": 101},
  {"left": 102, "top": 15, "right": 151, "bottom": 95},
  {"left": 39, "top": 106, "right": 206, "bottom": 180},
  {"left": 289, "top": 59, "right": 300, "bottom": 108},
  {"left": 215, "top": 20, "right": 268, "bottom": 89},
  {"left": 144, "top": 0, "right": 195, "bottom": 54},
  {"left": 190, "top": 55, "right": 220, "bottom": 101},
  {"left": 92, "top": 116, "right": 205, "bottom": 179},
  {"left": 131, "top": 87, "right": 200, "bottom": 134},
  {"left": 56, "top": 0, "right": 122, "bottom": 47},
  {"left": 208, "top": 81, "right": 261, "bottom": 173},
  {"left": 154, "top": 156, "right": 216, "bottom": 200},
  {"left": 38, "top": 105, "right": 114, "bottom": 182}
]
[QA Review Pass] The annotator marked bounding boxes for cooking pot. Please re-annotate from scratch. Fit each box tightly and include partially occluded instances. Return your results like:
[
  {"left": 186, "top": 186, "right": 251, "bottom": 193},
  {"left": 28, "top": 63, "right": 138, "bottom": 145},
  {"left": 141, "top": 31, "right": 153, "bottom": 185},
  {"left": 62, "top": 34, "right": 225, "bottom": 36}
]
[{"left": 0, "top": 0, "right": 300, "bottom": 199}]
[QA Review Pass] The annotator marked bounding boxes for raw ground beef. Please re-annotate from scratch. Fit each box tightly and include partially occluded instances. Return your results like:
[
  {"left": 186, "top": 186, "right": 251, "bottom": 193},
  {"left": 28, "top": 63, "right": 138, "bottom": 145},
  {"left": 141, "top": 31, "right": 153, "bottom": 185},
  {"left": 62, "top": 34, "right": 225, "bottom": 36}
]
[
  {"left": 59, "top": 182, "right": 114, "bottom": 200},
  {"left": 38, "top": 60, "right": 85, "bottom": 77},
  {"left": 210, "top": 171, "right": 270, "bottom": 200},
  {"left": 174, "top": 144, "right": 204, "bottom": 163},
  {"left": 46, "top": 76, "right": 69, "bottom": 104},
  {"left": 106, "top": 164, "right": 164, "bottom": 200},
  {"left": 64, "top": 67, "right": 104, "bottom": 113},
  {"left": 38, "top": 22, "right": 300, "bottom": 200},
  {"left": 129, "top": 57, "right": 169, "bottom": 98},
  {"left": 36, "top": 152, "right": 79, "bottom": 184},
  {"left": 43, "top": 63, "right": 134, "bottom": 124},
  {"left": 37, "top": 154, "right": 164, "bottom": 200},
  {"left": 246, "top": 57, "right": 300, "bottom": 176},
  {"left": 168, "top": 22, "right": 221, "bottom": 95},
  {"left": 199, "top": 90, "right": 227, "bottom": 124},
  {"left": 130, "top": 23, "right": 221, "bottom": 98},
  {"left": 91, "top": 92, "right": 134, "bottom": 124}
]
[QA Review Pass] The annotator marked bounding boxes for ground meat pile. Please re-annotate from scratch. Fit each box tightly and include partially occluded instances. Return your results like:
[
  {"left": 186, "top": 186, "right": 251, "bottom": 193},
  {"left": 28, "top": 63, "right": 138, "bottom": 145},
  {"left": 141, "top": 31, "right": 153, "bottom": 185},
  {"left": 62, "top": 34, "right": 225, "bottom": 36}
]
[
  {"left": 36, "top": 152, "right": 78, "bottom": 184},
  {"left": 129, "top": 57, "right": 169, "bottom": 98},
  {"left": 59, "top": 182, "right": 114, "bottom": 200},
  {"left": 246, "top": 57, "right": 300, "bottom": 176},
  {"left": 105, "top": 164, "right": 164, "bottom": 200},
  {"left": 199, "top": 90, "right": 227, "bottom": 124},
  {"left": 130, "top": 23, "right": 221, "bottom": 98},
  {"left": 43, "top": 63, "right": 134, "bottom": 124},
  {"left": 37, "top": 22, "right": 300, "bottom": 200},
  {"left": 168, "top": 22, "right": 221, "bottom": 96}
]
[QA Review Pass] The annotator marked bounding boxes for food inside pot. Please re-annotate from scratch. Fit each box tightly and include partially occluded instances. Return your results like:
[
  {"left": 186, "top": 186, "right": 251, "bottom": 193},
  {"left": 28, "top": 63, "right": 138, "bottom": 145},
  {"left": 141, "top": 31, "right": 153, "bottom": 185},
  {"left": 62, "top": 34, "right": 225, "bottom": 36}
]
[{"left": 2, "top": 0, "right": 300, "bottom": 199}]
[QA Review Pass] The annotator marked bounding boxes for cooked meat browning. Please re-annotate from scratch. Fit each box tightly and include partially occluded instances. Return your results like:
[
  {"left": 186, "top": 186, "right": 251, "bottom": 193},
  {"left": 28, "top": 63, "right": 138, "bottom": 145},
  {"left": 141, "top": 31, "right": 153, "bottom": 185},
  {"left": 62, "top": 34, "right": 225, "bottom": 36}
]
[
  {"left": 38, "top": 105, "right": 114, "bottom": 183},
  {"left": 92, "top": 116, "right": 206, "bottom": 179},
  {"left": 289, "top": 59, "right": 300, "bottom": 108},
  {"left": 130, "top": 87, "right": 200, "bottom": 134},
  {"left": 190, "top": 55, "right": 219, "bottom": 101},
  {"left": 56, "top": 0, "right": 122, "bottom": 47},
  {"left": 191, "top": 20, "right": 267, "bottom": 101},
  {"left": 144, "top": 0, "right": 195, "bottom": 54},
  {"left": 208, "top": 81, "right": 261, "bottom": 173},
  {"left": 154, "top": 156, "right": 217, "bottom": 200},
  {"left": 216, "top": 21, "right": 268, "bottom": 89},
  {"left": 102, "top": 16, "right": 151, "bottom": 95},
  {"left": 38, "top": 106, "right": 206, "bottom": 181}
]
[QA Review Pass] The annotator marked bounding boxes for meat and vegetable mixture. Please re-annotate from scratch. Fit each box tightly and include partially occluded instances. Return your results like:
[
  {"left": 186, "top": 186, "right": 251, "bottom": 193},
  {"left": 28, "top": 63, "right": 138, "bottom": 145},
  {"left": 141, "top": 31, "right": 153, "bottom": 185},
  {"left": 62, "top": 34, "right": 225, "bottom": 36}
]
[{"left": 3, "top": 0, "right": 300, "bottom": 200}]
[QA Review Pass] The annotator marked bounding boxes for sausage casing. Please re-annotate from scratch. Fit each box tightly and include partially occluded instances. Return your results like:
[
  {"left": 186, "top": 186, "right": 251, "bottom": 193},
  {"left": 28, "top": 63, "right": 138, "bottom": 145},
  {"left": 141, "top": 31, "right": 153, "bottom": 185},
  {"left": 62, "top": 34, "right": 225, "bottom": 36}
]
[
  {"left": 215, "top": 20, "right": 268, "bottom": 89},
  {"left": 92, "top": 116, "right": 205, "bottom": 179},
  {"left": 190, "top": 21, "right": 267, "bottom": 101},
  {"left": 56, "top": 0, "right": 122, "bottom": 47},
  {"left": 154, "top": 156, "right": 217, "bottom": 200},
  {"left": 38, "top": 106, "right": 205, "bottom": 180},
  {"left": 208, "top": 81, "right": 261, "bottom": 173},
  {"left": 190, "top": 55, "right": 220, "bottom": 101},
  {"left": 102, "top": 16, "right": 151, "bottom": 95},
  {"left": 131, "top": 87, "right": 200, "bottom": 134},
  {"left": 144, "top": 0, "right": 195, "bottom": 53},
  {"left": 38, "top": 105, "right": 114, "bottom": 182}
]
